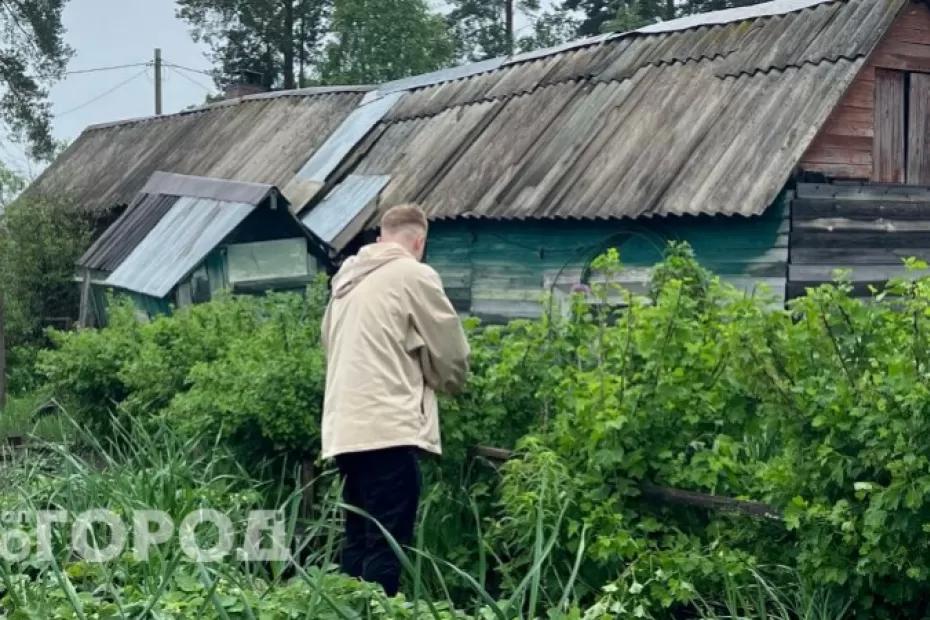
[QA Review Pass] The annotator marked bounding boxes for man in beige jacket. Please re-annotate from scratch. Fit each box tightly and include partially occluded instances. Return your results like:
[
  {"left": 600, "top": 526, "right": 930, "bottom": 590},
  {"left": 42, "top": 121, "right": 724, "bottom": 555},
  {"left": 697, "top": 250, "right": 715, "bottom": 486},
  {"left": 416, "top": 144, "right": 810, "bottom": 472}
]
[{"left": 321, "top": 204, "right": 470, "bottom": 596}]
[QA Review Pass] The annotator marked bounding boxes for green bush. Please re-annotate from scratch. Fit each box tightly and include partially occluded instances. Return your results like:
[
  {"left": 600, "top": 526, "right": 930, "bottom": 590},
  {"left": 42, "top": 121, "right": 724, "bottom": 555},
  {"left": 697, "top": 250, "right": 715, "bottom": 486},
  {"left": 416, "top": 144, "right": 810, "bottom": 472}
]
[
  {"left": 486, "top": 246, "right": 930, "bottom": 617},
  {"left": 37, "top": 284, "right": 329, "bottom": 459},
  {"left": 0, "top": 195, "right": 94, "bottom": 348},
  {"left": 29, "top": 240, "right": 930, "bottom": 616},
  {"left": 168, "top": 289, "right": 328, "bottom": 459}
]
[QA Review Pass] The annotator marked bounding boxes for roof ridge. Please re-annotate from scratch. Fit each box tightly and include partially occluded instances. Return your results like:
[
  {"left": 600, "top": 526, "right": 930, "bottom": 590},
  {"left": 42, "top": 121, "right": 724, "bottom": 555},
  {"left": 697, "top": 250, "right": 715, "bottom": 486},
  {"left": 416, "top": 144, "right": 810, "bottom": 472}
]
[
  {"left": 84, "top": 85, "right": 372, "bottom": 133},
  {"left": 355, "top": 0, "right": 843, "bottom": 107}
]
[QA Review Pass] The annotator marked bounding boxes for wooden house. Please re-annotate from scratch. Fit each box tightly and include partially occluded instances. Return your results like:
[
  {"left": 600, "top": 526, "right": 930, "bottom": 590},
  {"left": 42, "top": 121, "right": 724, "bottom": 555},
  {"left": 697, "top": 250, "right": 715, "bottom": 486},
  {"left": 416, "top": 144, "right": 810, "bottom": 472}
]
[
  {"left": 296, "top": 0, "right": 930, "bottom": 320},
  {"left": 27, "top": 0, "right": 930, "bottom": 322}
]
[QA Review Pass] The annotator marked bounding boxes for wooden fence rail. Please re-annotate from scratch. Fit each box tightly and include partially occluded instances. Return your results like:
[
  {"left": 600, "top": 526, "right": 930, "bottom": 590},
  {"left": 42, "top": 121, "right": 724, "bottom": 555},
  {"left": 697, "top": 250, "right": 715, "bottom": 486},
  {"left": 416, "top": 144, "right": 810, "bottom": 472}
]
[{"left": 471, "top": 445, "right": 782, "bottom": 521}]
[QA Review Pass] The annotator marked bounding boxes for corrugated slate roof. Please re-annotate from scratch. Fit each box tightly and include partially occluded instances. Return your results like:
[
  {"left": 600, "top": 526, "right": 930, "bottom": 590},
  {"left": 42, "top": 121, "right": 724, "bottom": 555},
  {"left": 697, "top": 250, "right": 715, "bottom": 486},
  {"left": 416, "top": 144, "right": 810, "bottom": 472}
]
[
  {"left": 28, "top": 88, "right": 368, "bottom": 213},
  {"left": 105, "top": 195, "right": 255, "bottom": 298},
  {"left": 298, "top": 0, "right": 908, "bottom": 225}
]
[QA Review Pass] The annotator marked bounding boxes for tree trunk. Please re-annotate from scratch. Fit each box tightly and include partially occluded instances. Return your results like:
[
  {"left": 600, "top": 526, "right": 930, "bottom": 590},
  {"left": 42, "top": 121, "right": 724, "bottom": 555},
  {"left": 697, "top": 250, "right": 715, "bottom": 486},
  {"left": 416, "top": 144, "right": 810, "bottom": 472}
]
[
  {"left": 298, "top": 9, "right": 306, "bottom": 87},
  {"left": 0, "top": 292, "right": 6, "bottom": 410},
  {"left": 282, "top": 0, "right": 296, "bottom": 89}
]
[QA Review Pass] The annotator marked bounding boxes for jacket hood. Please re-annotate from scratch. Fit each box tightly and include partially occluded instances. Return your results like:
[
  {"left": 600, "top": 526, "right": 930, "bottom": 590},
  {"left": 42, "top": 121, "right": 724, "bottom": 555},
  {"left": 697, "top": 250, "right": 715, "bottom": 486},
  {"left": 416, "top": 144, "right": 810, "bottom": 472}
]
[{"left": 331, "top": 242, "right": 412, "bottom": 299}]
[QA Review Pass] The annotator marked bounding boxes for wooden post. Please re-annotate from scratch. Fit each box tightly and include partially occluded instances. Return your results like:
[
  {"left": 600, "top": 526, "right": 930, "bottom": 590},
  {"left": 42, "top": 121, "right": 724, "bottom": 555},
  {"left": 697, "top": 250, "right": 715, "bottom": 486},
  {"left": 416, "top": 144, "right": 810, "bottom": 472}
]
[
  {"left": 0, "top": 291, "right": 6, "bottom": 410},
  {"left": 299, "top": 456, "right": 315, "bottom": 520},
  {"left": 78, "top": 270, "right": 91, "bottom": 328}
]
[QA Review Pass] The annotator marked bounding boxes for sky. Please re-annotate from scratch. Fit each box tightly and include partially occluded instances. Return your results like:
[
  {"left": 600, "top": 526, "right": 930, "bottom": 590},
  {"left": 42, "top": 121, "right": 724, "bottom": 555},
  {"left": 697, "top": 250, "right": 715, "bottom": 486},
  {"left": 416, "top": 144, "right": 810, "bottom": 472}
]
[{"left": 4, "top": 0, "right": 214, "bottom": 177}]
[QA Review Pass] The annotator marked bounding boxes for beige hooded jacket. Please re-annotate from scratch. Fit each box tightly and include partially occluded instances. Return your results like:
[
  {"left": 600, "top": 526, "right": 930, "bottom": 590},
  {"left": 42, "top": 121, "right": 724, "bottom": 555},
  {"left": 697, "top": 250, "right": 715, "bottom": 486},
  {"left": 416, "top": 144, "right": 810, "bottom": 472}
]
[{"left": 320, "top": 242, "right": 470, "bottom": 459}]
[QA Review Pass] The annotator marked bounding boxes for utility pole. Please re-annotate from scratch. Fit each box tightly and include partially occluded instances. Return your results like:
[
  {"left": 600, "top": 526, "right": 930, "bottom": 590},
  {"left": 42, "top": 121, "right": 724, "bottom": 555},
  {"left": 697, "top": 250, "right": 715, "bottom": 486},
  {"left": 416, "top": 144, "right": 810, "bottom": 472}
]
[
  {"left": 154, "top": 48, "right": 163, "bottom": 115},
  {"left": 505, "top": 0, "right": 515, "bottom": 55}
]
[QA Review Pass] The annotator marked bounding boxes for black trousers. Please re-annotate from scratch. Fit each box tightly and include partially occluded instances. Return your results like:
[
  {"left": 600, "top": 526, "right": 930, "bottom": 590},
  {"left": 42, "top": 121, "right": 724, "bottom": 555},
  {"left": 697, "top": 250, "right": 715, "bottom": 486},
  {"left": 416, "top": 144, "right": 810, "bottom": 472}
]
[{"left": 335, "top": 446, "right": 421, "bottom": 596}]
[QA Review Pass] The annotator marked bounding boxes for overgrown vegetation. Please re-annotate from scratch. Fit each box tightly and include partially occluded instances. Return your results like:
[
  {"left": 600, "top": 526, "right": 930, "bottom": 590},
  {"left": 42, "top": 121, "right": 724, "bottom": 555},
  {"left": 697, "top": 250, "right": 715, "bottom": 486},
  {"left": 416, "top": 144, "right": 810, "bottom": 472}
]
[
  {"left": 9, "top": 244, "right": 930, "bottom": 617},
  {"left": 0, "top": 196, "right": 94, "bottom": 395}
]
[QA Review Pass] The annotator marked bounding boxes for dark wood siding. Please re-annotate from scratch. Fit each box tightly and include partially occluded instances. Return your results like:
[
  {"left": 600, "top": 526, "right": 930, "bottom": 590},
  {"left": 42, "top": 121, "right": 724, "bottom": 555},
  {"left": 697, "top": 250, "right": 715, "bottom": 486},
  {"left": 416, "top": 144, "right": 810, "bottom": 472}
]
[
  {"left": 789, "top": 183, "right": 930, "bottom": 298},
  {"left": 800, "top": 2, "right": 930, "bottom": 182}
]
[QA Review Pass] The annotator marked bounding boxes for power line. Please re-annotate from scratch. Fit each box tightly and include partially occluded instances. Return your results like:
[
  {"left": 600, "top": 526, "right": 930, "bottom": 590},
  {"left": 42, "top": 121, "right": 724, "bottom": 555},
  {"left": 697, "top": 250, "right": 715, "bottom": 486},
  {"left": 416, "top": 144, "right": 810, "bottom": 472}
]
[
  {"left": 56, "top": 69, "right": 149, "bottom": 117},
  {"left": 168, "top": 66, "right": 216, "bottom": 94},
  {"left": 35, "top": 61, "right": 152, "bottom": 80},
  {"left": 63, "top": 62, "right": 152, "bottom": 76},
  {"left": 164, "top": 62, "right": 214, "bottom": 78}
]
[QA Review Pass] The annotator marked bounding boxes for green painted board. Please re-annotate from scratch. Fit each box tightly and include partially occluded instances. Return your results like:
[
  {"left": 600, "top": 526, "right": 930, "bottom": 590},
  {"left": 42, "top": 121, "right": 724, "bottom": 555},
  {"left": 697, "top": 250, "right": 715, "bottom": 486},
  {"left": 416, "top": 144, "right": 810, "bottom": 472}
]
[{"left": 425, "top": 194, "right": 790, "bottom": 320}]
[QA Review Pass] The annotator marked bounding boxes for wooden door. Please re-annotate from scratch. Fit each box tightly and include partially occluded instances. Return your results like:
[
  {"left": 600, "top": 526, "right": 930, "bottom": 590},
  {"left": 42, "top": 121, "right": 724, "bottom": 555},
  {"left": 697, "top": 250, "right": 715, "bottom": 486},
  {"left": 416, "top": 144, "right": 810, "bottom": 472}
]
[
  {"left": 908, "top": 72, "right": 930, "bottom": 185},
  {"left": 873, "top": 69, "right": 907, "bottom": 183}
]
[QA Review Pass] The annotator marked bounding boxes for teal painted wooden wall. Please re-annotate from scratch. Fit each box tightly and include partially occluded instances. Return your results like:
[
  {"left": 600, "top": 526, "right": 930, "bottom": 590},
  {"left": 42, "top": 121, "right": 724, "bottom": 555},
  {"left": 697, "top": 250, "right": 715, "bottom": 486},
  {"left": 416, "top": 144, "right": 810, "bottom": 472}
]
[{"left": 427, "top": 193, "right": 790, "bottom": 321}]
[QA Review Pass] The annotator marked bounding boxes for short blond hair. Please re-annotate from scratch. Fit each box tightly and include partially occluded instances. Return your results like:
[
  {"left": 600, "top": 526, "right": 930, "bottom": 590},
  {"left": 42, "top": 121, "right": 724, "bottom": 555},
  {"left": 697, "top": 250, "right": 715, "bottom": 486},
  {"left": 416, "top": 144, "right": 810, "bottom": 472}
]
[{"left": 381, "top": 203, "right": 428, "bottom": 236}]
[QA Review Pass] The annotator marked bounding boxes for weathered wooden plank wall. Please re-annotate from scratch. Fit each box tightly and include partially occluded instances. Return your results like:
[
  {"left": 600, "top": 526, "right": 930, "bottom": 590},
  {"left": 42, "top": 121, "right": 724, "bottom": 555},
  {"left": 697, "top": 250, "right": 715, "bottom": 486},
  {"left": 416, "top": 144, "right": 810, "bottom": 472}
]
[
  {"left": 789, "top": 183, "right": 930, "bottom": 298},
  {"left": 428, "top": 196, "right": 789, "bottom": 322},
  {"left": 874, "top": 69, "right": 907, "bottom": 183},
  {"left": 800, "top": 1, "right": 930, "bottom": 182},
  {"left": 909, "top": 73, "right": 930, "bottom": 185}
]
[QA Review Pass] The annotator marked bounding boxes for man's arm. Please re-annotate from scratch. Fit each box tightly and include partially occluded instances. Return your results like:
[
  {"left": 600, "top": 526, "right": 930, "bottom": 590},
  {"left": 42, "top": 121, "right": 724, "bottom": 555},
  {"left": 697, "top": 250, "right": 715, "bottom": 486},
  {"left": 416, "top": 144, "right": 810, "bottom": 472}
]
[{"left": 407, "top": 267, "right": 470, "bottom": 394}]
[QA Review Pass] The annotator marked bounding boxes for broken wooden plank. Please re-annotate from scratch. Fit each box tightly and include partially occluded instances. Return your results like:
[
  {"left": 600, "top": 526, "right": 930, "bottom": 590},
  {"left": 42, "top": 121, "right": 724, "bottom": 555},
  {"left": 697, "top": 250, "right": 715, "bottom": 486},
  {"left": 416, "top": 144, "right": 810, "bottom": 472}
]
[
  {"left": 471, "top": 445, "right": 782, "bottom": 521},
  {"left": 640, "top": 482, "right": 781, "bottom": 521}
]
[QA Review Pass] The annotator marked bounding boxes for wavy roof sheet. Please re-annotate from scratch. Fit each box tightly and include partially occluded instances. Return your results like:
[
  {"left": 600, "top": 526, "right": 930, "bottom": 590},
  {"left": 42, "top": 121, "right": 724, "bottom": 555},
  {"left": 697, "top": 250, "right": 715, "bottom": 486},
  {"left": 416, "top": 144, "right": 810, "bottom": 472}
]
[
  {"left": 28, "top": 88, "right": 368, "bottom": 213},
  {"left": 302, "top": 0, "right": 909, "bottom": 223}
]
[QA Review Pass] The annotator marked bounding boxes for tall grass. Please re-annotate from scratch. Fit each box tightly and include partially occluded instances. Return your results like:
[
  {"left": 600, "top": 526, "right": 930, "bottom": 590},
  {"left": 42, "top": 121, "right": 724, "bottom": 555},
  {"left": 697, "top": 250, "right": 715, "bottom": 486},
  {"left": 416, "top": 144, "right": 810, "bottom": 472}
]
[{"left": 0, "top": 410, "right": 851, "bottom": 619}]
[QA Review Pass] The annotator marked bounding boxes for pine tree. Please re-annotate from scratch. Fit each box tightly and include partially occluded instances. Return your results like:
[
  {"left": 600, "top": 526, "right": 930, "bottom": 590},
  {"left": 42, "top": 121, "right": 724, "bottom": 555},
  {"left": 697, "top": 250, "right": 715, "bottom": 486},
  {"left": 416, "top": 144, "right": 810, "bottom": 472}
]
[
  {"left": 176, "top": 0, "right": 330, "bottom": 90},
  {"left": 0, "top": 0, "right": 72, "bottom": 159},
  {"left": 321, "top": 0, "right": 455, "bottom": 85}
]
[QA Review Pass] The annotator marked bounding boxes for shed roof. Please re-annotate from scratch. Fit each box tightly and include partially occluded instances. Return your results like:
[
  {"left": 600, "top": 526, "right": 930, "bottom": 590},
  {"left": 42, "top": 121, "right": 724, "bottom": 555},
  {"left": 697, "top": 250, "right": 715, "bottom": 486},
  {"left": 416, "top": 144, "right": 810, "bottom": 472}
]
[
  {"left": 104, "top": 195, "right": 256, "bottom": 298},
  {"left": 28, "top": 87, "right": 369, "bottom": 213},
  {"left": 78, "top": 172, "right": 285, "bottom": 273},
  {"left": 301, "top": 0, "right": 909, "bottom": 226},
  {"left": 79, "top": 172, "right": 304, "bottom": 299}
]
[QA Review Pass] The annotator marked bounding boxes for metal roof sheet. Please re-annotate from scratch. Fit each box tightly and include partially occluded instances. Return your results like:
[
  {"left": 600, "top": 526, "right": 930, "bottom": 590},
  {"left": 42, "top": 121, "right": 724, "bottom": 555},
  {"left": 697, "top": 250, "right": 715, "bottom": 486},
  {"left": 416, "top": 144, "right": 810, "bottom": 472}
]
[
  {"left": 302, "top": 174, "right": 390, "bottom": 252},
  {"left": 105, "top": 196, "right": 255, "bottom": 298},
  {"left": 292, "top": 92, "right": 404, "bottom": 186},
  {"left": 78, "top": 193, "right": 180, "bottom": 272},
  {"left": 141, "top": 171, "right": 276, "bottom": 206}
]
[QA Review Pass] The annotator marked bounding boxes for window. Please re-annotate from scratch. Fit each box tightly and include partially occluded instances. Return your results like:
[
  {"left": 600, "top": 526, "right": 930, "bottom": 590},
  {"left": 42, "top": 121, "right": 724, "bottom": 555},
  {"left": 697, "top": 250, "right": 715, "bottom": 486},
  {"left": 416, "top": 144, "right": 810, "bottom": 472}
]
[{"left": 874, "top": 69, "right": 930, "bottom": 185}]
